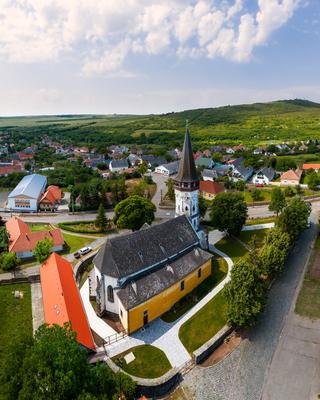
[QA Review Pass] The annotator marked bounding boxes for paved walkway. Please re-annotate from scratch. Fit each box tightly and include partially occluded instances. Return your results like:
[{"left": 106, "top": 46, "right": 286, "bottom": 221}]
[
  {"left": 80, "top": 280, "right": 117, "bottom": 339},
  {"left": 31, "top": 282, "right": 44, "bottom": 333}
]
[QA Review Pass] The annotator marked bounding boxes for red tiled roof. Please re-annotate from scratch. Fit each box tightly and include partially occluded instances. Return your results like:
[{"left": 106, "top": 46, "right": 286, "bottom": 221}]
[
  {"left": 302, "top": 163, "right": 320, "bottom": 170},
  {"left": 280, "top": 169, "right": 302, "bottom": 181},
  {"left": 0, "top": 165, "right": 23, "bottom": 176},
  {"left": 40, "top": 253, "right": 95, "bottom": 351},
  {"left": 40, "top": 185, "right": 62, "bottom": 204},
  {"left": 6, "top": 216, "right": 64, "bottom": 253},
  {"left": 199, "top": 180, "right": 225, "bottom": 195}
]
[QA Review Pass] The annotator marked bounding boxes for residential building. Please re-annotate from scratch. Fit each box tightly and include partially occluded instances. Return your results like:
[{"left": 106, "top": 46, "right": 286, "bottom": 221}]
[
  {"left": 195, "top": 157, "right": 214, "bottom": 169},
  {"left": 8, "top": 174, "right": 47, "bottom": 212},
  {"left": 155, "top": 161, "right": 179, "bottom": 176},
  {"left": 252, "top": 167, "right": 275, "bottom": 185},
  {"left": 302, "top": 163, "right": 320, "bottom": 172},
  {"left": 280, "top": 169, "right": 302, "bottom": 186},
  {"left": 199, "top": 181, "right": 224, "bottom": 200},
  {"left": 140, "top": 155, "right": 166, "bottom": 168},
  {"left": 6, "top": 216, "right": 64, "bottom": 258},
  {"left": 40, "top": 253, "right": 95, "bottom": 352},
  {"left": 0, "top": 162, "right": 25, "bottom": 177},
  {"left": 202, "top": 169, "right": 218, "bottom": 182},
  {"left": 109, "top": 159, "right": 128, "bottom": 173},
  {"left": 39, "top": 185, "right": 62, "bottom": 211},
  {"left": 229, "top": 158, "right": 253, "bottom": 182}
]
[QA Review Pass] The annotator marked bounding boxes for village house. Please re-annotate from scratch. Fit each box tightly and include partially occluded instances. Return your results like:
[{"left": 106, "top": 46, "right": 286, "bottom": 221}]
[
  {"left": 109, "top": 159, "right": 129, "bottom": 173},
  {"left": 155, "top": 160, "right": 179, "bottom": 176},
  {"left": 195, "top": 157, "right": 214, "bottom": 169},
  {"left": 229, "top": 158, "right": 253, "bottom": 182},
  {"left": 280, "top": 169, "right": 302, "bottom": 186},
  {"left": 140, "top": 155, "right": 167, "bottom": 168},
  {"left": 40, "top": 253, "right": 95, "bottom": 352},
  {"left": 6, "top": 216, "right": 64, "bottom": 258},
  {"left": 252, "top": 167, "right": 275, "bottom": 185},
  {"left": 302, "top": 163, "right": 320, "bottom": 172},
  {"left": 8, "top": 174, "right": 47, "bottom": 212},
  {"left": 199, "top": 180, "right": 224, "bottom": 200},
  {"left": 93, "top": 128, "right": 211, "bottom": 334},
  {"left": 202, "top": 169, "right": 218, "bottom": 182},
  {"left": 39, "top": 185, "right": 62, "bottom": 211}
]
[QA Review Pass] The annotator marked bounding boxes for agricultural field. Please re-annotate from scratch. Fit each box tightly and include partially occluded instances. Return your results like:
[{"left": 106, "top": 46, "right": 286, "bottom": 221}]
[{"left": 2, "top": 99, "right": 320, "bottom": 149}]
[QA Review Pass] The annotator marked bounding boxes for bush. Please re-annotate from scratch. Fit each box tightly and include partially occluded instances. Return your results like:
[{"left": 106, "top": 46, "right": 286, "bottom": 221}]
[
  {"left": 58, "top": 221, "right": 113, "bottom": 234},
  {"left": 0, "top": 252, "right": 20, "bottom": 271}
]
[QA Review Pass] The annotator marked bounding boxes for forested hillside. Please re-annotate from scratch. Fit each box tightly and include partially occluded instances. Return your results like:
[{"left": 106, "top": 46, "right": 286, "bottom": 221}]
[{"left": 1, "top": 99, "right": 320, "bottom": 149}]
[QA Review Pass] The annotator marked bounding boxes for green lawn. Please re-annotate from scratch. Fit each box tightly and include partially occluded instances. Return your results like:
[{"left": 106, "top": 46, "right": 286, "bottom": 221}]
[
  {"left": 245, "top": 217, "right": 275, "bottom": 225},
  {"left": 215, "top": 236, "right": 248, "bottom": 263},
  {"left": 58, "top": 221, "right": 114, "bottom": 236},
  {"left": 62, "top": 233, "right": 94, "bottom": 254},
  {"left": 239, "top": 229, "right": 268, "bottom": 249},
  {"left": 28, "top": 223, "right": 52, "bottom": 232},
  {"left": 0, "top": 284, "right": 32, "bottom": 361},
  {"left": 112, "top": 345, "right": 171, "bottom": 378},
  {"left": 295, "top": 233, "right": 320, "bottom": 319},
  {"left": 179, "top": 290, "right": 228, "bottom": 353},
  {"left": 161, "top": 256, "right": 228, "bottom": 323}
]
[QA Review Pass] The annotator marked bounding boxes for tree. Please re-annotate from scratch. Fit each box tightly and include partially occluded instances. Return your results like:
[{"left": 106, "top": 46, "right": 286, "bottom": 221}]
[
  {"left": 198, "top": 196, "right": 208, "bottom": 218},
  {"left": 295, "top": 184, "right": 303, "bottom": 195},
  {"left": 210, "top": 192, "right": 248, "bottom": 236},
  {"left": 224, "top": 258, "right": 267, "bottom": 328},
  {"left": 0, "top": 226, "right": 9, "bottom": 252},
  {"left": 96, "top": 162, "right": 107, "bottom": 170},
  {"left": 251, "top": 188, "right": 262, "bottom": 202},
  {"left": 276, "top": 197, "right": 311, "bottom": 243},
  {"left": 95, "top": 203, "right": 108, "bottom": 231},
  {"left": 305, "top": 171, "right": 320, "bottom": 190},
  {"left": 235, "top": 180, "right": 245, "bottom": 191},
  {"left": 284, "top": 186, "right": 295, "bottom": 197},
  {"left": 34, "top": 238, "right": 53, "bottom": 263},
  {"left": 269, "top": 187, "right": 286, "bottom": 216},
  {"left": 3, "top": 324, "right": 136, "bottom": 400},
  {"left": 0, "top": 252, "right": 19, "bottom": 271},
  {"left": 114, "top": 195, "right": 156, "bottom": 231},
  {"left": 166, "top": 178, "right": 175, "bottom": 201}
]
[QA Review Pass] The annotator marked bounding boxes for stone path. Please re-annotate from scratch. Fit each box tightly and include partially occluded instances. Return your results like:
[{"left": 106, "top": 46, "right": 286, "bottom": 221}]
[{"left": 31, "top": 282, "right": 44, "bottom": 333}]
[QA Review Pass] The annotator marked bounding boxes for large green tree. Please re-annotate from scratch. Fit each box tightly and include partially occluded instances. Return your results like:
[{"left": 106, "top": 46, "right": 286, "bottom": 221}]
[
  {"left": 269, "top": 187, "right": 286, "bottom": 215},
  {"left": 276, "top": 197, "right": 311, "bottom": 242},
  {"left": 0, "top": 252, "right": 19, "bottom": 271},
  {"left": 305, "top": 171, "right": 320, "bottom": 190},
  {"left": 114, "top": 195, "right": 156, "bottom": 231},
  {"left": 34, "top": 238, "right": 53, "bottom": 263},
  {"left": 210, "top": 192, "right": 248, "bottom": 236},
  {"left": 165, "top": 178, "right": 175, "bottom": 201},
  {"left": 0, "top": 324, "right": 135, "bottom": 400},
  {"left": 224, "top": 258, "right": 267, "bottom": 328}
]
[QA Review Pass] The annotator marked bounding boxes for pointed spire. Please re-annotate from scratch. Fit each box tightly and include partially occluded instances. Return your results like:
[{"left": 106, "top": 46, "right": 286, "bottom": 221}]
[{"left": 174, "top": 123, "right": 199, "bottom": 185}]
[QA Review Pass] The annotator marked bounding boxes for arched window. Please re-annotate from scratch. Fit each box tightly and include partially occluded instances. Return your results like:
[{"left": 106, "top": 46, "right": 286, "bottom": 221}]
[
  {"left": 107, "top": 285, "right": 114, "bottom": 303},
  {"left": 185, "top": 205, "right": 188, "bottom": 211}
]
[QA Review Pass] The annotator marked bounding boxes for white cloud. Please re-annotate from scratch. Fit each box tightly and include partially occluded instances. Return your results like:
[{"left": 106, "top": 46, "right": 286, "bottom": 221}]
[{"left": 0, "top": 0, "right": 302, "bottom": 75}]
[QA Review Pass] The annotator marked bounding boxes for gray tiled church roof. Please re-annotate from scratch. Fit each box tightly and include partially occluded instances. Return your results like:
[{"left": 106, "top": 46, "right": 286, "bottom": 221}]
[
  {"left": 117, "top": 247, "right": 212, "bottom": 310},
  {"left": 93, "top": 215, "right": 199, "bottom": 280},
  {"left": 175, "top": 127, "right": 198, "bottom": 183}
]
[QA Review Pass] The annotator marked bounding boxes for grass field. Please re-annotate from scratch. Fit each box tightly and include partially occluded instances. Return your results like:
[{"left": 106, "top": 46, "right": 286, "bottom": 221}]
[
  {"left": 28, "top": 223, "right": 52, "bottom": 232},
  {"left": 295, "top": 232, "right": 320, "bottom": 319},
  {"left": 62, "top": 233, "right": 94, "bottom": 254},
  {"left": 245, "top": 217, "right": 276, "bottom": 225},
  {"left": 161, "top": 256, "right": 228, "bottom": 323},
  {"left": 0, "top": 284, "right": 32, "bottom": 361},
  {"left": 112, "top": 345, "right": 171, "bottom": 378}
]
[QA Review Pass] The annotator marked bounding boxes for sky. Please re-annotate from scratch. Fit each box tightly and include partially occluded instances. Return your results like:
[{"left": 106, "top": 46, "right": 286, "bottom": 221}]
[{"left": 0, "top": 0, "right": 319, "bottom": 116}]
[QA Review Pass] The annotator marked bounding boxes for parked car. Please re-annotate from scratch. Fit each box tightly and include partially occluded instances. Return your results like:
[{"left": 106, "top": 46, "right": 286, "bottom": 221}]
[
  {"left": 79, "top": 246, "right": 92, "bottom": 256},
  {"left": 73, "top": 251, "right": 80, "bottom": 259}
]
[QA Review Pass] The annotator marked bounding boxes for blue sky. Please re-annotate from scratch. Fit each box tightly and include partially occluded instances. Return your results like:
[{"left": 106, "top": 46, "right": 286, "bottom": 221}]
[{"left": 0, "top": 0, "right": 319, "bottom": 116}]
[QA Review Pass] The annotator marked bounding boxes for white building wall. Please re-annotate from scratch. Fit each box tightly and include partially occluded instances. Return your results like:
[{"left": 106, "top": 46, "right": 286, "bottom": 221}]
[{"left": 175, "top": 189, "right": 199, "bottom": 230}]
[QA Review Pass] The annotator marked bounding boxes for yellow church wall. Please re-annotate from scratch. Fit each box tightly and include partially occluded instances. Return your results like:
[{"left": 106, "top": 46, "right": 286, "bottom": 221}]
[{"left": 126, "top": 258, "right": 212, "bottom": 334}]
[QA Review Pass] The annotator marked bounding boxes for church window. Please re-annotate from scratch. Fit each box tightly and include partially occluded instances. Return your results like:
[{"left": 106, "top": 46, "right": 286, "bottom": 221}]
[
  {"left": 198, "top": 268, "right": 202, "bottom": 278},
  {"left": 107, "top": 285, "right": 114, "bottom": 303},
  {"left": 180, "top": 280, "right": 185, "bottom": 291},
  {"left": 185, "top": 206, "right": 188, "bottom": 211}
]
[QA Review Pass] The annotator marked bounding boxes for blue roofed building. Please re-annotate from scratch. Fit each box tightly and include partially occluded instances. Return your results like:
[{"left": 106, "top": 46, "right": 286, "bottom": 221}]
[{"left": 8, "top": 174, "right": 47, "bottom": 212}]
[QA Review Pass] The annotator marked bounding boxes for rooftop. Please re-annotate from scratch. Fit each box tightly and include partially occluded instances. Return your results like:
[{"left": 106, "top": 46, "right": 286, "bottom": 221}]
[{"left": 8, "top": 174, "right": 47, "bottom": 199}]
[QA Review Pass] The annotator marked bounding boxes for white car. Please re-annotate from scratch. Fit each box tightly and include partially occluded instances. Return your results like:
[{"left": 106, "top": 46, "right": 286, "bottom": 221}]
[{"left": 79, "top": 246, "right": 92, "bottom": 256}]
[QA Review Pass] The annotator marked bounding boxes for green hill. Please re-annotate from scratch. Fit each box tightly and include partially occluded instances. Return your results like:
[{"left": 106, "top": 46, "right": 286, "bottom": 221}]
[{"left": 1, "top": 99, "right": 320, "bottom": 148}]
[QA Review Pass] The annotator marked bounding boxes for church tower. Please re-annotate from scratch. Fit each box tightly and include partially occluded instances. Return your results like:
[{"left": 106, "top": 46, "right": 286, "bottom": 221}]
[{"left": 174, "top": 124, "right": 200, "bottom": 230}]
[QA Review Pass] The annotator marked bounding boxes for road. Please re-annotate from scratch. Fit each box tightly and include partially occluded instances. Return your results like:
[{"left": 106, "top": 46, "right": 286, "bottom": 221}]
[{"left": 180, "top": 211, "right": 318, "bottom": 400}]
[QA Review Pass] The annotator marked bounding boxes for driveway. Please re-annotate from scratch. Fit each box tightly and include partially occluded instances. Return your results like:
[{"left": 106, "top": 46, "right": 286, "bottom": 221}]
[{"left": 180, "top": 215, "right": 318, "bottom": 400}]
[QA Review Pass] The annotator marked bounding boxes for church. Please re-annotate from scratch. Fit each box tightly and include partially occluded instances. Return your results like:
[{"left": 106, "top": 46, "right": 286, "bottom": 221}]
[{"left": 93, "top": 127, "right": 213, "bottom": 334}]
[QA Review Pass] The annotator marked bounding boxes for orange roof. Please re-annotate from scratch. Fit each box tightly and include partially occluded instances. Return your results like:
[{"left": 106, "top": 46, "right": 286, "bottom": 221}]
[
  {"left": 40, "top": 253, "right": 95, "bottom": 352},
  {"left": 6, "top": 216, "right": 64, "bottom": 253},
  {"left": 47, "top": 185, "right": 62, "bottom": 201},
  {"left": 302, "top": 163, "right": 320, "bottom": 170},
  {"left": 280, "top": 169, "right": 302, "bottom": 181},
  {"left": 200, "top": 180, "right": 225, "bottom": 195}
]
